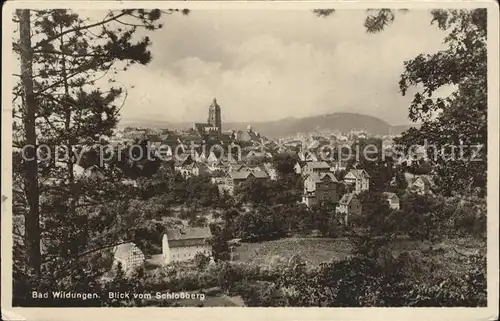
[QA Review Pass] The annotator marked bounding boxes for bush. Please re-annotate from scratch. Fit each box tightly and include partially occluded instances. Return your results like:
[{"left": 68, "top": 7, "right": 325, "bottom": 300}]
[{"left": 194, "top": 252, "right": 211, "bottom": 271}]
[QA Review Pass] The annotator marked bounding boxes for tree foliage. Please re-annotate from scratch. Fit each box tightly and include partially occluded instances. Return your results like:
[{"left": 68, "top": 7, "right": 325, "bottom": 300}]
[
  {"left": 394, "top": 9, "right": 487, "bottom": 196},
  {"left": 12, "top": 8, "right": 188, "bottom": 303}
]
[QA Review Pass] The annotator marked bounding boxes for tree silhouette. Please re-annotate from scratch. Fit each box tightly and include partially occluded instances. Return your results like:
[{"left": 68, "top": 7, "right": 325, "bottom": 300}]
[{"left": 12, "top": 8, "right": 188, "bottom": 301}]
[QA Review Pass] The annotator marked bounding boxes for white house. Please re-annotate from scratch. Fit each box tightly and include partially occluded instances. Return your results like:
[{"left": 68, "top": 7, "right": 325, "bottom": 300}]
[
  {"left": 357, "top": 132, "right": 367, "bottom": 140},
  {"left": 343, "top": 169, "right": 370, "bottom": 194},
  {"left": 162, "top": 227, "right": 212, "bottom": 264},
  {"left": 204, "top": 151, "right": 220, "bottom": 164},
  {"left": 301, "top": 161, "right": 332, "bottom": 177},
  {"left": 329, "top": 160, "right": 348, "bottom": 172},
  {"left": 294, "top": 161, "right": 304, "bottom": 175},
  {"left": 174, "top": 154, "right": 195, "bottom": 172},
  {"left": 224, "top": 170, "right": 269, "bottom": 195},
  {"left": 206, "top": 159, "right": 223, "bottom": 172},
  {"left": 408, "top": 175, "right": 434, "bottom": 195},
  {"left": 113, "top": 242, "right": 145, "bottom": 273},
  {"left": 302, "top": 172, "right": 340, "bottom": 207},
  {"left": 179, "top": 163, "right": 209, "bottom": 178},
  {"left": 263, "top": 162, "right": 278, "bottom": 180},
  {"left": 298, "top": 151, "right": 318, "bottom": 162},
  {"left": 383, "top": 192, "right": 400, "bottom": 210},
  {"left": 336, "top": 193, "right": 362, "bottom": 226}
]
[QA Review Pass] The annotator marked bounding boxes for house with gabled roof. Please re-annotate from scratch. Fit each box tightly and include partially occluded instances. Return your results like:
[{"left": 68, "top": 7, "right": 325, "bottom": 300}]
[
  {"left": 244, "top": 150, "right": 272, "bottom": 161},
  {"left": 302, "top": 172, "right": 341, "bottom": 207},
  {"left": 150, "top": 141, "right": 173, "bottom": 159},
  {"left": 301, "top": 161, "right": 332, "bottom": 177},
  {"left": 174, "top": 153, "right": 195, "bottom": 172},
  {"left": 407, "top": 175, "right": 435, "bottom": 195},
  {"left": 206, "top": 159, "right": 224, "bottom": 172},
  {"left": 294, "top": 161, "right": 305, "bottom": 174},
  {"left": 236, "top": 126, "right": 262, "bottom": 143},
  {"left": 328, "top": 160, "right": 348, "bottom": 172},
  {"left": 176, "top": 138, "right": 188, "bottom": 154},
  {"left": 298, "top": 150, "right": 318, "bottom": 162},
  {"left": 223, "top": 169, "right": 269, "bottom": 195},
  {"left": 383, "top": 192, "right": 400, "bottom": 210},
  {"left": 162, "top": 226, "right": 212, "bottom": 264},
  {"left": 83, "top": 165, "right": 106, "bottom": 180},
  {"left": 179, "top": 162, "right": 209, "bottom": 178},
  {"left": 343, "top": 169, "right": 370, "bottom": 194},
  {"left": 220, "top": 153, "right": 239, "bottom": 165},
  {"left": 336, "top": 192, "right": 362, "bottom": 225},
  {"left": 113, "top": 242, "right": 145, "bottom": 273},
  {"left": 262, "top": 162, "right": 278, "bottom": 181}
]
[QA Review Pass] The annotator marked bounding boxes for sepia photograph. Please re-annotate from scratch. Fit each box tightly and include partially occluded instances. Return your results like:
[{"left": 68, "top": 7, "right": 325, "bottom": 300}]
[{"left": 1, "top": 1, "right": 499, "bottom": 319}]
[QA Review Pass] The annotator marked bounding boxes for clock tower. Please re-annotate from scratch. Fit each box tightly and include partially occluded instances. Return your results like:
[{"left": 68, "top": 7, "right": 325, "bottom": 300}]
[{"left": 207, "top": 97, "right": 222, "bottom": 134}]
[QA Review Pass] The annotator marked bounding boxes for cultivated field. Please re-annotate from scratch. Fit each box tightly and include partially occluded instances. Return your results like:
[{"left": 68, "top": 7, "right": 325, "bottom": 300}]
[
  {"left": 232, "top": 236, "right": 484, "bottom": 268},
  {"left": 232, "top": 237, "right": 353, "bottom": 266}
]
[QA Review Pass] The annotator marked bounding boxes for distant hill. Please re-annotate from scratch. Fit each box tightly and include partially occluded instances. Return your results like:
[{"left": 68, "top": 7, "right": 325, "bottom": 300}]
[
  {"left": 389, "top": 124, "right": 421, "bottom": 135},
  {"left": 119, "top": 113, "right": 418, "bottom": 138}
]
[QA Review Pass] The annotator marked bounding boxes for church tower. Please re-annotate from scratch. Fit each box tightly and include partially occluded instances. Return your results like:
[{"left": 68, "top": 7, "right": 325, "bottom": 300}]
[{"left": 207, "top": 98, "right": 222, "bottom": 134}]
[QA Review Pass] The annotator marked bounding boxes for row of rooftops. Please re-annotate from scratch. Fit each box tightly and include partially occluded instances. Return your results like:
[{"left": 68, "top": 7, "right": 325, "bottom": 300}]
[
  {"left": 304, "top": 172, "right": 339, "bottom": 183},
  {"left": 227, "top": 169, "right": 269, "bottom": 180}
]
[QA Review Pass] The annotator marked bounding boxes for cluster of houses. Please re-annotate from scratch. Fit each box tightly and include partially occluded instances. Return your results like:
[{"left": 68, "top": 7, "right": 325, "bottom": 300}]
[
  {"left": 110, "top": 159, "right": 436, "bottom": 275},
  {"left": 106, "top": 99, "right": 437, "bottom": 274},
  {"left": 113, "top": 226, "right": 213, "bottom": 274},
  {"left": 296, "top": 159, "right": 371, "bottom": 223},
  {"left": 296, "top": 158, "right": 434, "bottom": 225}
]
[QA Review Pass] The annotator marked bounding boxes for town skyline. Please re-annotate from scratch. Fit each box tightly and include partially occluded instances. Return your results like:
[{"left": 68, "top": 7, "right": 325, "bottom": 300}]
[
  {"left": 6, "top": 5, "right": 494, "bottom": 312},
  {"left": 89, "top": 9, "right": 454, "bottom": 125}
]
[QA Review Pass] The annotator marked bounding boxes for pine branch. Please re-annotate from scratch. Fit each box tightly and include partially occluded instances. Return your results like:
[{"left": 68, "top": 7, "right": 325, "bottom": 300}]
[
  {"left": 37, "top": 60, "right": 109, "bottom": 95},
  {"left": 33, "top": 10, "right": 133, "bottom": 50},
  {"left": 112, "top": 84, "right": 128, "bottom": 118},
  {"left": 41, "top": 238, "right": 137, "bottom": 264},
  {"left": 114, "top": 16, "right": 149, "bottom": 28},
  {"left": 32, "top": 49, "right": 109, "bottom": 58}
]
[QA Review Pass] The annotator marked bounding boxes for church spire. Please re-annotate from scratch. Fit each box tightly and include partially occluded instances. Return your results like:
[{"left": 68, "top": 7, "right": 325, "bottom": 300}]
[{"left": 208, "top": 97, "right": 222, "bottom": 134}]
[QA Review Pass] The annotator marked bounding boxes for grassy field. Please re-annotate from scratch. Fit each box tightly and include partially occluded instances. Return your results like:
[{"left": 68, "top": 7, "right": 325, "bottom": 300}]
[
  {"left": 231, "top": 236, "right": 483, "bottom": 267},
  {"left": 233, "top": 237, "right": 353, "bottom": 266}
]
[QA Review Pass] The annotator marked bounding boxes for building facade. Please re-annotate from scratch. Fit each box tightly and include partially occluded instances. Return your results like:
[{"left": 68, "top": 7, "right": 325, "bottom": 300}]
[
  {"left": 224, "top": 170, "right": 269, "bottom": 195},
  {"left": 408, "top": 175, "right": 434, "bottom": 195},
  {"left": 113, "top": 242, "right": 145, "bottom": 273},
  {"left": 162, "top": 227, "right": 212, "bottom": 264},
  {"left": 343, "top": 169, "right": 370, "bottom": 194},
  {"left": 383, "top": 192, "right": 400, "bottom": 210},
  {"left": 336, "top": 193, "right": 362, "bottom": 225},
  {"left": 301, "top": 161, "right": 332, "bottom": 177},
  {"left": 302, "top": 172, "right": 340, "bottom": 207}
]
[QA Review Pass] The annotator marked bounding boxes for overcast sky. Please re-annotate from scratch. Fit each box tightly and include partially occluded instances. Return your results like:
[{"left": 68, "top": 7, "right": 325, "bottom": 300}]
[{"left": 94, "top": 9, "right": 450, "bottom": 125}]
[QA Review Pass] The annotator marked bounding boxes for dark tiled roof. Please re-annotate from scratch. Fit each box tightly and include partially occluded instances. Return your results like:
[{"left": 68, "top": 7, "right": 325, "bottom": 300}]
[
  {"left": 304, "top": 161, "right": 330, "bottom": 169},
  {"left": 194, "top": 123, "right": 211, "bottom": 133},
  {"left": 383, "top": 192, "right": 398, "bottom": 200},
  {"left": 165, "top": 226, "right": 212, "bottom": 241},
  {"left": 320, "top": 172, "right": 339, "bottom": 182},
  {"left": 228, "top": 170, "right": 269, "bottom": 180},
  {"left": 339, "top": 193, "right": 357, "bottom": 205},
  {"left": 348, "top": 169, "right": 371, "bottom": 179},
  {"left": 305, "top": 172, "right": 339, "bottom": 183},
  {"left": 412, "top": 175, "right": 434, "bottom": 187},
  {"left": 250, "top": 170, "right": 269, "bottom": 179}
]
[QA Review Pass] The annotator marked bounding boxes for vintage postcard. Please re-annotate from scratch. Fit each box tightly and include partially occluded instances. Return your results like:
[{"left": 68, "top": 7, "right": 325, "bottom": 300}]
[{"left": 1, "top": 1, "right": 499, "bottom": 321}]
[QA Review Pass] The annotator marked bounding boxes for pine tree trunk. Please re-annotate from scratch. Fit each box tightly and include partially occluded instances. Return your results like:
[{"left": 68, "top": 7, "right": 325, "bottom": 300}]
[{"left": 18, "top": 9, "right": 41, "bottom": 278}]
